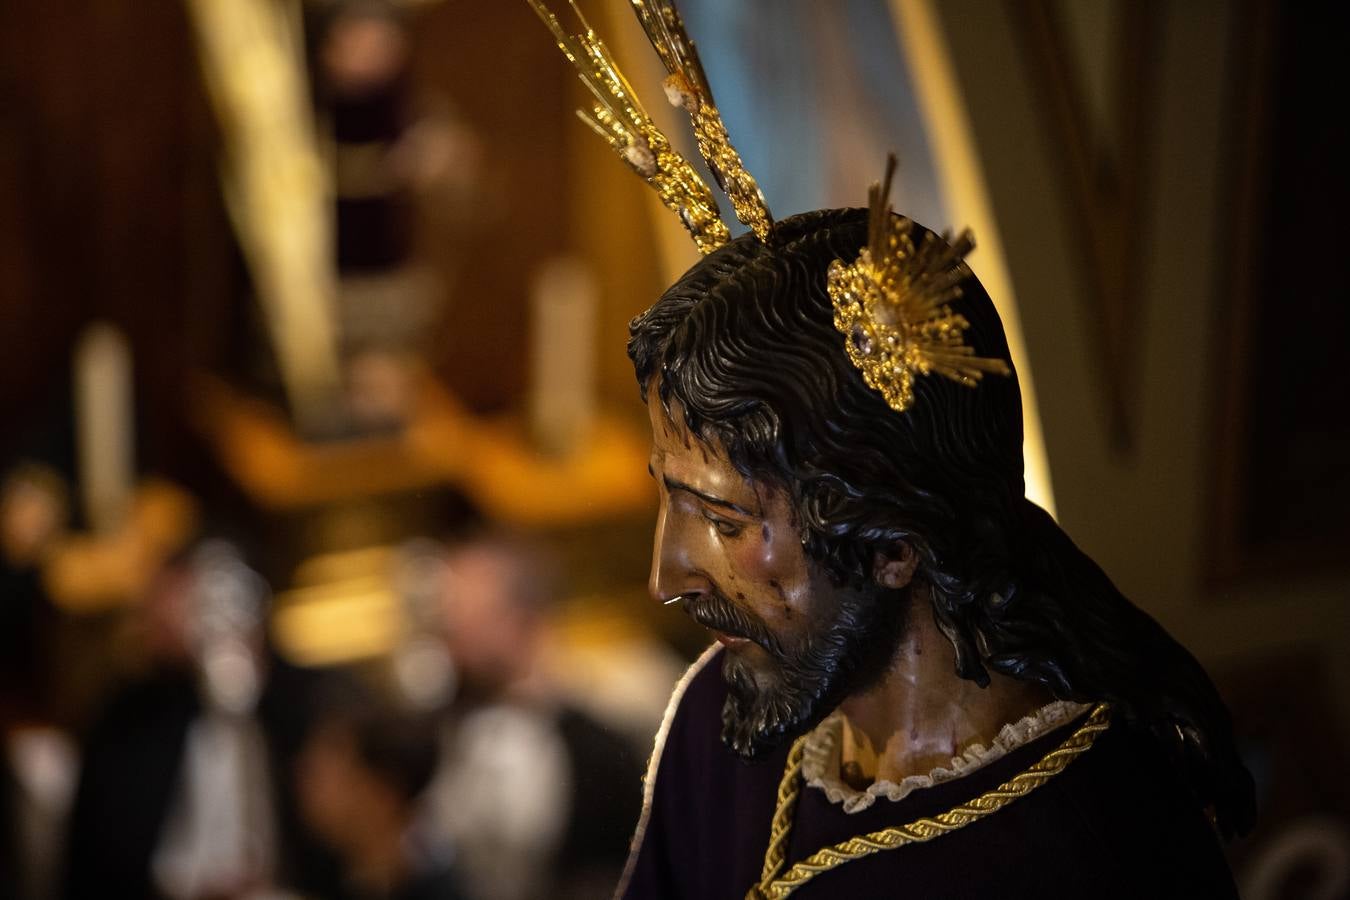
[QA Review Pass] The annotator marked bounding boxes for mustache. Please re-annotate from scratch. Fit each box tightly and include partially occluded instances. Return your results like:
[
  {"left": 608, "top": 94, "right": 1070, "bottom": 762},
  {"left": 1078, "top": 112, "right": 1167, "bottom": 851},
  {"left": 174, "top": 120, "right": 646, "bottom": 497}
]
[{"left": 682, "top": 592, "right": 782, "bottom": 654}]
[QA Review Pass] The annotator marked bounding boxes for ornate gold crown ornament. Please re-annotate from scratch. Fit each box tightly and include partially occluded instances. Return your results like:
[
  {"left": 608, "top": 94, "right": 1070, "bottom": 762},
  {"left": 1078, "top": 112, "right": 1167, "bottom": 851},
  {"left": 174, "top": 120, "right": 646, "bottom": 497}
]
[
  {"left": 528, "top": 0, "right": 771, "bottom": 252},
  {"left": 628, "top": 0, "right": 774, "bottom": 242},
  {"left": 528, "top": 2, "right": 1008, "bottom": 412},
  {"left": 827, "top": 155, "right": 1011, "bottom": 413},
  {"left": 527, "top": 0, "right": 731, "bottom": 254}
]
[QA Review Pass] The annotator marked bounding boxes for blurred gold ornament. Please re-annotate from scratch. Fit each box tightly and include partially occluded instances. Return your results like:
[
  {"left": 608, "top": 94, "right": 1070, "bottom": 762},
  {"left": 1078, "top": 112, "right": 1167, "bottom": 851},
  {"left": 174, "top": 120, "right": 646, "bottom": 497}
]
[
  {"left": 528, "top": 0, "right": 730, "bottom": 254},
  {"left": 828, "top": 155, "right": 1010, "bottom": 413},
  {"left": 528, "top": 0, "right": 773, "bottom": 252},
  {"left": 629, "top": 0, "right": 774, "bottom": 242}
]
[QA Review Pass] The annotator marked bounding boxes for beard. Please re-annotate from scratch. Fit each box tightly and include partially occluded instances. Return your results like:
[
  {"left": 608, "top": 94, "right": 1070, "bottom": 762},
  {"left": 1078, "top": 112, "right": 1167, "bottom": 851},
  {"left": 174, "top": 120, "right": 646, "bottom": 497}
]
[{"left": 684, "top": 581, "right": 910, "bottom": 760}]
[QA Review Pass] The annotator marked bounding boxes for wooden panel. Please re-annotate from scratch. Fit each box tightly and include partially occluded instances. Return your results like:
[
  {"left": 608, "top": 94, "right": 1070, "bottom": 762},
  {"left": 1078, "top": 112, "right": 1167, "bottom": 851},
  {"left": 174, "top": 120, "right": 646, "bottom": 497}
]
[
  {"left": 0, "top": 0, "right": 241, "bottom": 480},
  {"left": 1010, "top": 0, "right": 1160, "bottom": 453},
  {"left": 1207, "top": 0, "right": 1350, "bottom": 582},
  {"left": 405, "top": 1, "right": 572, "bottom": 412}
]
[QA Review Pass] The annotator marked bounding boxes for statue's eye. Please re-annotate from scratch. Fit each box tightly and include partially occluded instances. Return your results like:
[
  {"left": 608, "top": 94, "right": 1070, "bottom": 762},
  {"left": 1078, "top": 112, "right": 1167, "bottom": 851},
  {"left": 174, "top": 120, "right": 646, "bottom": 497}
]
[{"left": 704, "top": 512, "right": 743, "bottom": 538}]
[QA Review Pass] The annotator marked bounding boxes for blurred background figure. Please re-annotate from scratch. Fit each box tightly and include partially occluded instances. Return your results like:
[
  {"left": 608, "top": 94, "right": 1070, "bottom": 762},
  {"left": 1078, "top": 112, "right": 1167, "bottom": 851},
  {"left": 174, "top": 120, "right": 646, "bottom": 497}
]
[
  {"left": 0, "top": 463, "right": 76, "bottom": 900},
  {"left": 62, "top": 540, "right": 334, "bottom": 900},
  {"left": 296, "top": 692, "right": 463, "bottom": 900},
  {"left": 423, "top": 533, "right": 643, "bottom": 900},
  {"left": 0, "top": 465, "right": 68, "bottom": 715}
]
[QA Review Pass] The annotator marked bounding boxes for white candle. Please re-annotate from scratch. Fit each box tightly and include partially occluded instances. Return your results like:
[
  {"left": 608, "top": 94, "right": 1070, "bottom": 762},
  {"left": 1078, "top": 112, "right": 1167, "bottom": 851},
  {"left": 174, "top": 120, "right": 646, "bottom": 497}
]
[
  {"left": 73, "top": 322, "right": 135, "bottom": 534},
  {"left": 529, "top": 256, "right": 598, "bottom": 457}
]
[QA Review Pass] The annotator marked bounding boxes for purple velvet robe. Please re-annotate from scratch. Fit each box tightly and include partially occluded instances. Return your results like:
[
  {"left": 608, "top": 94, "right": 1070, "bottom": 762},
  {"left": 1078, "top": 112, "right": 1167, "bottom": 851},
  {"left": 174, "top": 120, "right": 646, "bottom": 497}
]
[{"left": 619, "top": 648, "right": 1238, "bottom": 899}]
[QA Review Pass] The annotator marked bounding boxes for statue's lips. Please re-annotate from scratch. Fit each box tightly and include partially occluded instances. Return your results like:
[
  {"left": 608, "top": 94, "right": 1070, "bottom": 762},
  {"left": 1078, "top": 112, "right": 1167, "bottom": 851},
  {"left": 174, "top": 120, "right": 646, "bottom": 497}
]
[{"left": 681, "top": 596, "right": 756, "bottom": 648}]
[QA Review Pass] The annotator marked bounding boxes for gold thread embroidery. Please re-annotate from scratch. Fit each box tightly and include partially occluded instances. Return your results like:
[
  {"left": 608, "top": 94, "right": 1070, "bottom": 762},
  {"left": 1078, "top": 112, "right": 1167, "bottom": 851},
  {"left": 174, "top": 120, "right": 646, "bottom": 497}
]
[{"left": 748, "top": 703, "right": 1112, "bottom": 899}]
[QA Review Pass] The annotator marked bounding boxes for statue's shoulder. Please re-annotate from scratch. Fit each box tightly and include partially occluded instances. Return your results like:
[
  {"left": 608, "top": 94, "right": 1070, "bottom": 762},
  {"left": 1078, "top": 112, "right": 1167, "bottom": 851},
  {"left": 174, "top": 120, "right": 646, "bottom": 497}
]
[
  {"left": 616, "top": 644, "right": 727, "bottom": 897},
  {"left": 655, "top": 644, "right": 726, "bottom": 760}
]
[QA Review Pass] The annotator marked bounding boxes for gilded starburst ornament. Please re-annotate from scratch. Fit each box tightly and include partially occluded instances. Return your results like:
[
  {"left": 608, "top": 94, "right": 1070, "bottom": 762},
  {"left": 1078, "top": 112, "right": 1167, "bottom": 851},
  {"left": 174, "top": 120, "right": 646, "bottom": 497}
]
[{"left": 828, "top": 156, "right": 1011, "bottom": 413}]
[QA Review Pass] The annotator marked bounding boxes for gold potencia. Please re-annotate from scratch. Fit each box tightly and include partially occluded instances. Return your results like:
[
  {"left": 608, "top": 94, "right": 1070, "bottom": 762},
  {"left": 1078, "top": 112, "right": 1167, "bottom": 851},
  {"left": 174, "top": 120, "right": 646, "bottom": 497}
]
[
  {"left": 827, "top": 155, "right": 1011, "bottom": 413},
  {"left": 528, "top": 0, "right": 773, "bottom": 253},
  {"left": 529, "top": 4, "right": 1004, "bottom": 413}
]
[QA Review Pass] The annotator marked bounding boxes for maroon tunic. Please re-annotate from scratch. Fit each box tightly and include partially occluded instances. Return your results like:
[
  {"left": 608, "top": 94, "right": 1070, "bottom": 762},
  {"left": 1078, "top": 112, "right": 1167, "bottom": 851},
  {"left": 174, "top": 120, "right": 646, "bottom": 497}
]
[{"left": 619, "top": 648, "right": 1238, "bottom": 899}]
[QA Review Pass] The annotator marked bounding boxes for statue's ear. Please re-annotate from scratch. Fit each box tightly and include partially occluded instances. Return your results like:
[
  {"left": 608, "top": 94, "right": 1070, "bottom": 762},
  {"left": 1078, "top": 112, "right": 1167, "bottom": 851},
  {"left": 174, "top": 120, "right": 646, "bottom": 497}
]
[{"left": 871, "top": 542, "right": 918, "bottom": 589}]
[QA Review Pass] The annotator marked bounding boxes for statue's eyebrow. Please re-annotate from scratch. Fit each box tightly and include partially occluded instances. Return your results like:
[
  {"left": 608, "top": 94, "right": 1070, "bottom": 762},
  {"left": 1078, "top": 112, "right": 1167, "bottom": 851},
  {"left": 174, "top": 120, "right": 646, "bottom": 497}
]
[{"left": 662, "top": 475, "right": 759, "bottom": 517}]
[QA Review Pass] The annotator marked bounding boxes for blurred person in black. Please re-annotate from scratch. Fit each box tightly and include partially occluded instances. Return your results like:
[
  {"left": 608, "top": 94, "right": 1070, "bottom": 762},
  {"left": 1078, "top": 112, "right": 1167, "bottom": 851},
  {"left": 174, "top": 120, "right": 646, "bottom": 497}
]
[
  {"left": 296, "top": 693, "right": 464, "bottom": 900},
  {"left": 61, "top": 539, "right": 340, "bottom": 899},
  {"left": 420, "top": 532, "right": 643, "bottom": 900},
  {"left": 0, "top": 463, "right": 67, "bottom": 727},
  {"left": 0, "top": 463, "right": 75, "bottom": 900}
]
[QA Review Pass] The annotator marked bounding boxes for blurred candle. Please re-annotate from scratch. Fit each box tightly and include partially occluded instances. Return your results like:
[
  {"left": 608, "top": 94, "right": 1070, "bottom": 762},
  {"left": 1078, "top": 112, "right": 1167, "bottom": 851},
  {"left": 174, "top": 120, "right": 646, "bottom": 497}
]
[
  {"left": 529, "top": 256, "right": 598, "bottom": 457},
  {"left": 74, "top": 322, "right": 135, "bottom": 534}
]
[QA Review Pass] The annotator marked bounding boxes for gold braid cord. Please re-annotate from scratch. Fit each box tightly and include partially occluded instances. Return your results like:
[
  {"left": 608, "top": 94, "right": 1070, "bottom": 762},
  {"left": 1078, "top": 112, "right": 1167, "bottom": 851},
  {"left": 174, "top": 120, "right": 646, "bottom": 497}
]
[
  {"left": 760, "top": 737, "right": 807, "bottom": 885},
  {"left": 828, "top": 155, "right": 1011, "bottom": 414},
  {"left": 747, "top": 703, "right": 1113, "bottom": 900},
  {"left": 629, "top": 0, "right": 774, "bottom": 242},
  {"left": 528, "top": 0, "right": 731, "bottom": 254}
]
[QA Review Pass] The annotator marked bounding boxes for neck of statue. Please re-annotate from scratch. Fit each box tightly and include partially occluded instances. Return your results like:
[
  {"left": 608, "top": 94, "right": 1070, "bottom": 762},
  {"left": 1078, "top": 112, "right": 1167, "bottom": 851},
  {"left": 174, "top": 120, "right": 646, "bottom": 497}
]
[{"left": 835, "top": 585, "right": 1051, "bottom": 787}]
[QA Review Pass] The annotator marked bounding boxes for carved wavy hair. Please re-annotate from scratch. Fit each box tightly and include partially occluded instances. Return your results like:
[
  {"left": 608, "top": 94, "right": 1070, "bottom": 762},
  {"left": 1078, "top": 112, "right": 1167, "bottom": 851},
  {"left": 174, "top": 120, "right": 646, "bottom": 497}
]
[{"left": 628, "top": 208, "right": 1255, "bottom": 837}]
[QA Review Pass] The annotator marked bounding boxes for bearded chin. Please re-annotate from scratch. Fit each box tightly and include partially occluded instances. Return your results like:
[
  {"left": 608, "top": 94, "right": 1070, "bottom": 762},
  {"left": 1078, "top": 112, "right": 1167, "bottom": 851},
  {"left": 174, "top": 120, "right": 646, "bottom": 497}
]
[
  {"left": 718, "top": 585, "right": 907, "bottom": 761},
  {"left": 720, "top": 653, "right": 826, "bottom": 760}
]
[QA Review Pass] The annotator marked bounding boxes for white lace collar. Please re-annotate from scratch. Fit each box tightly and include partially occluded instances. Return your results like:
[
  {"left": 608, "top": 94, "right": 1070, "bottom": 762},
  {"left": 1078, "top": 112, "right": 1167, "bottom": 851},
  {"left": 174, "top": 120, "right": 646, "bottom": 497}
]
[{"left": 801, "top": 700, "right": 1091, "bottom": 814}]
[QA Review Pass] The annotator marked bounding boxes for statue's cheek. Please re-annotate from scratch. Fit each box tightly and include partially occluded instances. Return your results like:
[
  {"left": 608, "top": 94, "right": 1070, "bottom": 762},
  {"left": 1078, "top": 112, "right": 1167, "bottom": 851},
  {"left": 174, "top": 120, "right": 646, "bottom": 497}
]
[
  {"left": 726, "top": 524, "right": 812, "bottom": 617},
  {"left": 726, "top": 523, "right": 780, "bottom": 578}
]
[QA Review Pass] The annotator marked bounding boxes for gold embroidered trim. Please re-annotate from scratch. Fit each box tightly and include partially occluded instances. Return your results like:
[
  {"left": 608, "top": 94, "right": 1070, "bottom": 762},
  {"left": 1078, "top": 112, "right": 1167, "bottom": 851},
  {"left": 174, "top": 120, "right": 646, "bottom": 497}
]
[{"left": 748, "top": 703, "right": 1112, "bottom": 899}]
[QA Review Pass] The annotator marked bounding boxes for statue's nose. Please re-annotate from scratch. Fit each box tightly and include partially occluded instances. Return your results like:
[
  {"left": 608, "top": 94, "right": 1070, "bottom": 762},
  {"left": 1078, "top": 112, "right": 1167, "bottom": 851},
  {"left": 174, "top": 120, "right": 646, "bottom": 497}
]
[{"left": 648, "top": 501, "right": 705, "bottom": 607}]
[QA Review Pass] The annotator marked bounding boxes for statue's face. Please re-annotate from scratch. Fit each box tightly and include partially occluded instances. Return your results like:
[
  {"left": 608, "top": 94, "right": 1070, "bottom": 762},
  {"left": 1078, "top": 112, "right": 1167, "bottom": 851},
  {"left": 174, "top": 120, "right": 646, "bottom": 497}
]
[{"left": 646, "top": 390, "right": 903, "bottom": 758}]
